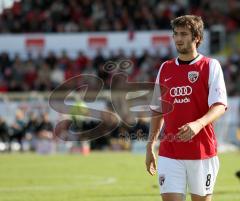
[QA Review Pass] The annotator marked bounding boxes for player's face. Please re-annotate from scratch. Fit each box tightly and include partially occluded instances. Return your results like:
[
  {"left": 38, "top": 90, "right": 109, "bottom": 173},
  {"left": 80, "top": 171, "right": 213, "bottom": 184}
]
[{"left": 173, "top": 26, "right": 197, "bottom": 54}]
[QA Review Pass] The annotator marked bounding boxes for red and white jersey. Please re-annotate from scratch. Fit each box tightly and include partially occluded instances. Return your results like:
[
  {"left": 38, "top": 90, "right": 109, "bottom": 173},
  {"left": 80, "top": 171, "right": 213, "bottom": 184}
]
[{"left": 150, "top": 54, "right": 227, "bottom": 159}]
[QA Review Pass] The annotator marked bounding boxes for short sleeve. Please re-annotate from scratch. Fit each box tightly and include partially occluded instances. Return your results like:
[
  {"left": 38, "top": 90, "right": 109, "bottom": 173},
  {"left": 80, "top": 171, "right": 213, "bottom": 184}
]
[
  {"left": 150, "top": 62, "right": 165, "bottom": 113},
  {"left": 208, "top": 59, "right": 227, "bottom": 108}
]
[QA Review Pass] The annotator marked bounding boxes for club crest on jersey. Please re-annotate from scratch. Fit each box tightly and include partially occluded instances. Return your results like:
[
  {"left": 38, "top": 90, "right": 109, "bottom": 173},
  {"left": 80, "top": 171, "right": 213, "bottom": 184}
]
[{"left": 188, "top": 71, "right": 199, "bottom": 83}]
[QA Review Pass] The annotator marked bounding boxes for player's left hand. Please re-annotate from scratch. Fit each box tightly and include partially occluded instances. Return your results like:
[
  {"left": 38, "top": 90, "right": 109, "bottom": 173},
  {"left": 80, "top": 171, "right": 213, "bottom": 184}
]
[{"left": 176, "top": 121, "right": 203, "bottom": 142}]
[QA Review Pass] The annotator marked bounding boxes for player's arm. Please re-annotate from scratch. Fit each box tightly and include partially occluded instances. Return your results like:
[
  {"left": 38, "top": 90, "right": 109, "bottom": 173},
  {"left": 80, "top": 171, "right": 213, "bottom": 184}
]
[
  {"left": 148, "top": 112, "right": 164, "bottom": 144},
  {"left": 146, "top": 112, "right": 164, "bottom": 175},
  {"left": 146, "top": 62, "right": 166, "bottom": 175},
  {"left": 177, "top": 58, "right": 227, "bottom": 141},
  {"left": 177, "top": 104, "right": 225, "bottom": 142}
]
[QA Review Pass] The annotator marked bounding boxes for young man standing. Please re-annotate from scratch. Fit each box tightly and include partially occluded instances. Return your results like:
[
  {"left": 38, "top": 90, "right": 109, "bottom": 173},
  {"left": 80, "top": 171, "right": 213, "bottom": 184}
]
[{"left": 146, "top": 15, "right": 227, "bottom": 201}]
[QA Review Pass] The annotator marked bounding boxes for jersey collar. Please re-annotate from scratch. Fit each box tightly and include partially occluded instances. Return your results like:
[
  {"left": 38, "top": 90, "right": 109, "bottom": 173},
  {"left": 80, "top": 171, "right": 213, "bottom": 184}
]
[{"left": 175, "top": 54, "right": 203, "bottom": 65}]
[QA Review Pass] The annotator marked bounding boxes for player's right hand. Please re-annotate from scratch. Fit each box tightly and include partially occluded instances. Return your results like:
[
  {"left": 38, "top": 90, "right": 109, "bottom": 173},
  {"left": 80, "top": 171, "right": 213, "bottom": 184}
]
[{"left": 145, "top": 144, "right": 157, "bottom": 176}]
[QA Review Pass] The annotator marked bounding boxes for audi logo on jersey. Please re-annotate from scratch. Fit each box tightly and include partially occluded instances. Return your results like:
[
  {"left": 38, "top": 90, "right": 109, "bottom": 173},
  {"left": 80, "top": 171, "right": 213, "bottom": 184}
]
[{"left": 170, "top": 86, "right": 192, "bottom": 97}]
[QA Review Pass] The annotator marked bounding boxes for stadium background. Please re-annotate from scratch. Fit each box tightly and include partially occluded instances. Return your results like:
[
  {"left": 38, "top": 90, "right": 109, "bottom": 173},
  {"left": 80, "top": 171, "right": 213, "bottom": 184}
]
[{"left": 0, "top": 1, "right": 239, "bottom": 201}]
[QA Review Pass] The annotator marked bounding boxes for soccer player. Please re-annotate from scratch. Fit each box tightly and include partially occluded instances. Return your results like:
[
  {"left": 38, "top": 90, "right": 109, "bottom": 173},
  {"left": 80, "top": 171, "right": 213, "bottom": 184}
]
[{"left": 146, "top": 15, "right": 227, "bottom": 201}]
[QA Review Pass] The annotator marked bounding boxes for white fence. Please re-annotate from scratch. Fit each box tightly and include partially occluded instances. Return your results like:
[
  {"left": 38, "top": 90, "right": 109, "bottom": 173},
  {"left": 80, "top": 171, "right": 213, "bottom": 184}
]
[{"left": 0, "top": 31, "right": 209, "bottom": 58}]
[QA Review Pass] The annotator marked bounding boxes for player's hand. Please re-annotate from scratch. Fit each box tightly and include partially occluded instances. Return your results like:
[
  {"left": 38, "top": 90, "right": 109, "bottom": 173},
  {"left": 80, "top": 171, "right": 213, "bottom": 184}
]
[
  {"left": 145, "top": 143, "right": 157, "bottom": 176},
  {"left": 176, "top": 121, "right": 203, "bottom": 142}
]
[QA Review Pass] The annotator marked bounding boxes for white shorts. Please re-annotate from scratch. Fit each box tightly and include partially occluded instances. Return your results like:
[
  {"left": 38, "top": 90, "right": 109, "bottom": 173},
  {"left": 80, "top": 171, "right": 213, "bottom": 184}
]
[{"left": 157, "top": 156, "right": 219, "bottom": 196}]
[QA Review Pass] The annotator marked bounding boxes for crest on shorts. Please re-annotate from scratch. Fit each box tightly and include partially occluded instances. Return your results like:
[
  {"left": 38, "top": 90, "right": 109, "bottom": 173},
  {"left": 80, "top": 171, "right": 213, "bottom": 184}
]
[
  {"left": 159, "top": 175, "right": 165, "bottom": 186},
  {"left": 188, "top": 71, "right": 199, "bottom": 83}
]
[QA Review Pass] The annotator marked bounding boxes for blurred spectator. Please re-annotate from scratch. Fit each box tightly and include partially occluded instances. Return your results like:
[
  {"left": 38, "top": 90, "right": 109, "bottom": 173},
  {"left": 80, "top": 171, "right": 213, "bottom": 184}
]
[
  {"left": 1, "top": 0, "right": 240, "bottom": 33},
  {"left": 25, "top": 112, "right": 39, "bottom": 151},
  {"left": 132, "top": 117, "right": 149, "bottom": 141},
  {"left": 0, "top": 117, "right": 9, "bottom": 143},
  {"left": 9, "top": 109, "right": 26, "bottom": 151},
  {"left": 37, "top": 113, "right": 53, "bottom": 139},
  {"left": 35, "top": 62, "right": 51, "bottom": 91},
  {"left": 75, "top": 51, "right": 89, "bottom": 73},
  {"left": 45, "top": 51, "right": 57, "bottom": 69},
  {"left": 36, "top": 113, "right": 54, "bottom": 154},
  {"left": 50, "top": 64, "right": 65, "bottom": 88}
]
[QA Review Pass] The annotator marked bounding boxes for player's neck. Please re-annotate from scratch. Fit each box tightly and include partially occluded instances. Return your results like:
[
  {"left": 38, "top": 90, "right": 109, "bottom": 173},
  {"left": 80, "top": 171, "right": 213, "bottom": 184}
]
[{"left": 178, "top": 50, "right": 198, "bottom": 61}]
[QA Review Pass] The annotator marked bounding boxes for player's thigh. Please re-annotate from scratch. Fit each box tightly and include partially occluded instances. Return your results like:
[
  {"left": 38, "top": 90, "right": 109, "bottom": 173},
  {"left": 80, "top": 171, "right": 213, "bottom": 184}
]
[
  {"left": 191, "top": 193, "right": 212, "bottom": 201},
  {"left": 158, "top": 156, "right": 187, "bottom": 194},
  {"left": 186, "top": 156, "right": 219, "bottom": 196},
  {"left": 162, "top": 193, "right": 185, "bottom": 201}
]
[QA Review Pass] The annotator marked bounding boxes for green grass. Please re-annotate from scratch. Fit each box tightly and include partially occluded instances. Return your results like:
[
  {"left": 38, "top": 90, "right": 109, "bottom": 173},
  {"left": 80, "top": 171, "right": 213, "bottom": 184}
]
[{"left": 0, "top": 151, "right": 239, "bottom": 201}]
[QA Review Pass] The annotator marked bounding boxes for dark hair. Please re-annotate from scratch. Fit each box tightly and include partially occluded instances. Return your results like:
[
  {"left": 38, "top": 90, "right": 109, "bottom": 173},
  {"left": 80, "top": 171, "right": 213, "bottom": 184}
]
[{"left": 171, "top": 15, "right": 204, "bottom": 48}]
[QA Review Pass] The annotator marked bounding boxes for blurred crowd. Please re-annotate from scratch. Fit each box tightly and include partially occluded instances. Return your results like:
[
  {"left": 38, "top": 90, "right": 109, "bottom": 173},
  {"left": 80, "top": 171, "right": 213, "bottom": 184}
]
[
  {"left": 0, "top": 107, "right": 149, "bottom": 153},
  {"left": 0, "top": 50, "right": 172, "bottom": 92},
  {"left": 0, "top": 109, "right": 55, "bottom": 152},
  {"left": 0, "top": 49, "right": 239, "bottom": 96},
  {"left": 0, "top": 0, "right": 239, "bottom": 33}
]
